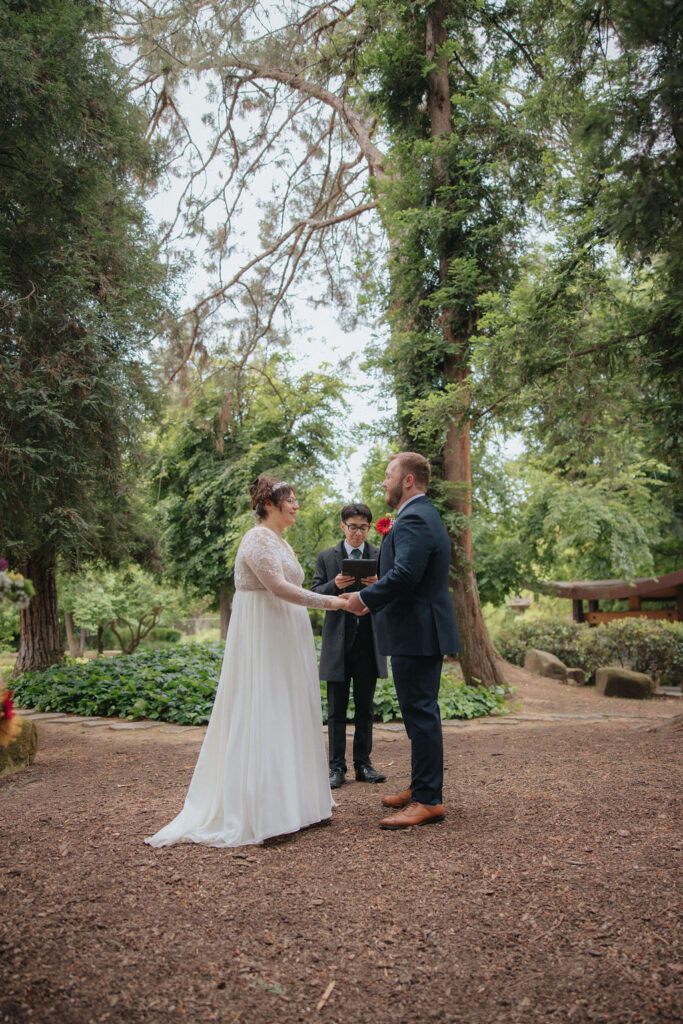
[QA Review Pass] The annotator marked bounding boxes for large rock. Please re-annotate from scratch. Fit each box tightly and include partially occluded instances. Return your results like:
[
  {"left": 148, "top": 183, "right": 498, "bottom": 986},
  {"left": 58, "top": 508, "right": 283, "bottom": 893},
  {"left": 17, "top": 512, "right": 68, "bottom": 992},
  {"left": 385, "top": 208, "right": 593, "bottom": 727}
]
[
  {"left": 595, "top": 666, "right": 655, "bottom": 699},
  {"left": 524, "top": 648, "right": 568, "bottom": 682},
  {"left": 566, "top": 667, "right": 586, "bottom": 686},
  {"left": 0, "top": 718, "right": 38, "bottom": 777}
]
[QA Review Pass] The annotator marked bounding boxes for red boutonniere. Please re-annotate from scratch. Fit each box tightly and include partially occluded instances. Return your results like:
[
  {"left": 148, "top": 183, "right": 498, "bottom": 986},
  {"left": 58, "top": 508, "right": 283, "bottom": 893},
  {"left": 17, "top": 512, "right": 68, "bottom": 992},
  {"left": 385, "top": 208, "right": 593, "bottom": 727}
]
[{"left": 375, "top": 517, "right": 394, "bottom": 536}]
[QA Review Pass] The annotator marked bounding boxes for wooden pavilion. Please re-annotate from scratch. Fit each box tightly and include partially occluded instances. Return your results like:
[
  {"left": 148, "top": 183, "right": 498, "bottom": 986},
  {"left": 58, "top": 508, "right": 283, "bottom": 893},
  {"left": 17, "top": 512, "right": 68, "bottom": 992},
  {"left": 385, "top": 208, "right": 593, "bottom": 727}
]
[{"left": 536, "top": 569, "right": 683, "bottom": 625}]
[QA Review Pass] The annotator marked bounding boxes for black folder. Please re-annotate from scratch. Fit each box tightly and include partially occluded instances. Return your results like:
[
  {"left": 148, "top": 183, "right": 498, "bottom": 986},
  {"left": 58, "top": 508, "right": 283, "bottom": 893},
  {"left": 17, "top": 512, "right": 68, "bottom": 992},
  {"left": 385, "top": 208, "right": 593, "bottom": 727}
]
[{"left": 342, "top": 558, "right": 378, "bottom": 579}]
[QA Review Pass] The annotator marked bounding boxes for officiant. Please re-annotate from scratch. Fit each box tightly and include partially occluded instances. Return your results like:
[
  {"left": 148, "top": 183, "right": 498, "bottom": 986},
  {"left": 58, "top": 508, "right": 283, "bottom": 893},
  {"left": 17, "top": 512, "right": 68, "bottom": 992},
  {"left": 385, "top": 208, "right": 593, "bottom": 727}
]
[{"left": 310, "top": 503, "right": 387, "bottom": 789}]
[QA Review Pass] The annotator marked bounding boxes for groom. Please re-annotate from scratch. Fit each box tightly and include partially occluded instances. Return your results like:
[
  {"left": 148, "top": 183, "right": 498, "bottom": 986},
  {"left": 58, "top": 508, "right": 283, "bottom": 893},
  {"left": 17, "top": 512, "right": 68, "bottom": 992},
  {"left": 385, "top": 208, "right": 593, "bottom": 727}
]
[{"left": 343, "top": 452, "right": 461, "bottom": 828}]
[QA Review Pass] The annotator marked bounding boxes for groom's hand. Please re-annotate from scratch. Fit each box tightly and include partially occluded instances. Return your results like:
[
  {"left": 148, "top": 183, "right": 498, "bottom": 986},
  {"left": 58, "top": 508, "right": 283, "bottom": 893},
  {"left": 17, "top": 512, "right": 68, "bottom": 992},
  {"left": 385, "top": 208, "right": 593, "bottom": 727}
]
[{"left": 344, "top": 591, "right": 369, "bottom": 616}]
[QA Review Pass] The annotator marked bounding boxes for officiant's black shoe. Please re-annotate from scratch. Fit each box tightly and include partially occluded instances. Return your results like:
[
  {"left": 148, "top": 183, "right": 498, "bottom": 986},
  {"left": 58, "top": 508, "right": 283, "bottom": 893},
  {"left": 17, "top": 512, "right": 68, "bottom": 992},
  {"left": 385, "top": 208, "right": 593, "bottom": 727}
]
[
  {"left": 355, "top": 764, "right": 386, "bottom": 784},
  {"left": 329, "top": 768, "right": 345, "bottom": 789}
]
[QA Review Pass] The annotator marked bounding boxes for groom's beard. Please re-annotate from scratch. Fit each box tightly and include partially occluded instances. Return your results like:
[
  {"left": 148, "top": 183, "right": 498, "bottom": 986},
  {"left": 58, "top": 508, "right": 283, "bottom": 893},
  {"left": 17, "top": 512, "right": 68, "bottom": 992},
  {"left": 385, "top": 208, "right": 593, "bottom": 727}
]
[{"left": 384, "top": 482, "right": 402, "bottom": 509}]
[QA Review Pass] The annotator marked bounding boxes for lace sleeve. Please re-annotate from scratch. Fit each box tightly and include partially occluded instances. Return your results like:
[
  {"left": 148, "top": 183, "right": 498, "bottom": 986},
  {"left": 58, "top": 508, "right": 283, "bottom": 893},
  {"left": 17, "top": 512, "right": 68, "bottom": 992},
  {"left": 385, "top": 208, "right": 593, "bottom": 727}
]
[{"left": 240, "top": 529, "right": 330, "bottom": 610}]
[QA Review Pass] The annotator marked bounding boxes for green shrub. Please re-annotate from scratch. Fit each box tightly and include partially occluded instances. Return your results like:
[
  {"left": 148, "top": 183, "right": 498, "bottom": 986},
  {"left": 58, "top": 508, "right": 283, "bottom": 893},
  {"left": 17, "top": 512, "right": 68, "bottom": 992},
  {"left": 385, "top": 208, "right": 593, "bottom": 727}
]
[
  {"left": 583, "top": 619, "right": 683, "bottom": 685},
  {"left": 0, "top": 601, "right": 20, "bottom": 652},
  {"left": 496, "top": 617, "right": 683, "bottom": 683},
  {"left": 13, "top": 643, "right": 509, "bottom": 725},
  {"left": 496, "top": 620, "right": 587, "bottom": 670},
  {"left": 148, "top": 627, "right": 182, "bottom": 644}
]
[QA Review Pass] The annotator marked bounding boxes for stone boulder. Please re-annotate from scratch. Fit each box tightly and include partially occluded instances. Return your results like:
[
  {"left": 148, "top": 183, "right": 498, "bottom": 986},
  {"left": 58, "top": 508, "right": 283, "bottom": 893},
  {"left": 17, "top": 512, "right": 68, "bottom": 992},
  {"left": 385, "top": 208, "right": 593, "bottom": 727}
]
[
  {"left": 566, "top": 667, "right": 586, "bottom": 686},
  {"left": 524, "top": 649, "right": 568, "bottom": 682},
  {"left": 595, "top": 666, "right": 655, "bottom": 699},
  {"left": 0, "top": 718, "right": 38, "bottom": 777}
]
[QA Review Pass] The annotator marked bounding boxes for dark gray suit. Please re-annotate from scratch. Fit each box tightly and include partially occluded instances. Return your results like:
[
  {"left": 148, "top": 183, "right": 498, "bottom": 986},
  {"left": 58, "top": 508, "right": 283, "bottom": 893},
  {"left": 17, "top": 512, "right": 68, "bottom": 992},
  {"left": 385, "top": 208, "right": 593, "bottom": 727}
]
[{"left": 311, "top": 540, "right": 387, "bottom": 772}]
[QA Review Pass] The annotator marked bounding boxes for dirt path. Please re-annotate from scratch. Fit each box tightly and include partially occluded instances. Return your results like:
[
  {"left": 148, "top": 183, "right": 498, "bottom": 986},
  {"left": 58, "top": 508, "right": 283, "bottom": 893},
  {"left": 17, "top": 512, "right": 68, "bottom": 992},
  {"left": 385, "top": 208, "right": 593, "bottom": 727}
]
[{"left": 2, "top": 670, "right": 681, "bottom": 1024}]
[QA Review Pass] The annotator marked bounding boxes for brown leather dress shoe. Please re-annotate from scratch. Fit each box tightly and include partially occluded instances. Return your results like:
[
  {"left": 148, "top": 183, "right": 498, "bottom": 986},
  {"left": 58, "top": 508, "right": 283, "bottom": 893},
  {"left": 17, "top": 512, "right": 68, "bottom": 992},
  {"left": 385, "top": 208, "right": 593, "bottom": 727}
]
[
  {"left": 380, "top": 802, "right": 445, "bottom": 829},
  {"left": 381, "top": 788, "right": 412, "bottom": 809}
]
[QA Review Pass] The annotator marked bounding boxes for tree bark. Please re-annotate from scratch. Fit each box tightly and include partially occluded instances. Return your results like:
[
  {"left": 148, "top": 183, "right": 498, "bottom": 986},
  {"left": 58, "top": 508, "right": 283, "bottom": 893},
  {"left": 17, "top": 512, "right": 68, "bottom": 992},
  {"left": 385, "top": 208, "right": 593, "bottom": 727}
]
[
  {"left": 219, "top": 586, "right": 232, "bottom": 641},
  {"left": 64, "top": 611, "right": 80, "bottom": 658},
  {"left": 427, "top": 2, "right": 505, "bottom": 687},
  {"left": 13, "top": 553, "right": 64, "bottom": 675}
]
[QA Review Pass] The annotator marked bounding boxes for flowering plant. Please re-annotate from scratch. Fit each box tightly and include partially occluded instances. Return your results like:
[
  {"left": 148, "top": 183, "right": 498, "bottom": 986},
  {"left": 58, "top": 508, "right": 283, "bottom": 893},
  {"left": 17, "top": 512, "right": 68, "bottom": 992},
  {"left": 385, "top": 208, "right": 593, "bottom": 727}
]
[
  {"left": 0, "top": 559, "right": 34, "bottom": 610},
  {"left": 375, "top": 517, "right": 394, "bottom": 536},
  {"left": 0, "top": 686, "right": 21, "bottom": 747}
]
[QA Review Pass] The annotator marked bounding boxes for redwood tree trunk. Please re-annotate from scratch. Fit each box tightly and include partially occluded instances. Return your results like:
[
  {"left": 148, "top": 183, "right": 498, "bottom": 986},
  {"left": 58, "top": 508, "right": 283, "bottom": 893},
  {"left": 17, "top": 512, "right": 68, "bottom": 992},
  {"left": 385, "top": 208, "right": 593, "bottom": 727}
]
[
  {"left": 219, "top": 586, "right": 232, "bottom": 641},
  {"left": 427, "top": 3, "right": 504, "bottom": 687},
  {"left": 13, "top": 553, "right": 64, "bottom": 675}
]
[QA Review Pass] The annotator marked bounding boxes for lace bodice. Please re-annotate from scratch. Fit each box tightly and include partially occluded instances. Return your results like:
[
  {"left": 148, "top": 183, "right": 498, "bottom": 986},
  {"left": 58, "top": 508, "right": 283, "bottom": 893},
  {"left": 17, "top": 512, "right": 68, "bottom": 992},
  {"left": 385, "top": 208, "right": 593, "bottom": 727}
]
[{"left": 234, "top": 527, "right": 329, "bottom": 610}]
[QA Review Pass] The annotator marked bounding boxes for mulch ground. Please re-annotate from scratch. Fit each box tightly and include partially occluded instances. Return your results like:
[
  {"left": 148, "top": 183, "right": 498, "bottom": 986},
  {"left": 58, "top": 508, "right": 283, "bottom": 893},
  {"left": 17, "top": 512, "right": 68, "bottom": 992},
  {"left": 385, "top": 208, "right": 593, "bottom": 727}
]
[{"left": 1, "top": 668, "right": 682, "bottom": 1024}]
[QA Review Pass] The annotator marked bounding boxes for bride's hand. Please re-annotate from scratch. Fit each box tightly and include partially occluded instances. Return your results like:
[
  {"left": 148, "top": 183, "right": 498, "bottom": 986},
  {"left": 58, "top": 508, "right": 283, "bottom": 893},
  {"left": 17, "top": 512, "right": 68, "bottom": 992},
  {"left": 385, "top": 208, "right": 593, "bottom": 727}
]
[{"left": 326, "top": 595, "right": 349, "bottom": 610}]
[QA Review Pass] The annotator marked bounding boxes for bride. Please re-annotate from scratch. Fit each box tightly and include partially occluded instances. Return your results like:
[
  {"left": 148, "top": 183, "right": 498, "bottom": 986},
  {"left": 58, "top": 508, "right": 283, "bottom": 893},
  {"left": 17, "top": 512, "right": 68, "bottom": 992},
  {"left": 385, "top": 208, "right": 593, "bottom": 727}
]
[{"left": 145, "top": 475, "right": 349, "bottom": 848}]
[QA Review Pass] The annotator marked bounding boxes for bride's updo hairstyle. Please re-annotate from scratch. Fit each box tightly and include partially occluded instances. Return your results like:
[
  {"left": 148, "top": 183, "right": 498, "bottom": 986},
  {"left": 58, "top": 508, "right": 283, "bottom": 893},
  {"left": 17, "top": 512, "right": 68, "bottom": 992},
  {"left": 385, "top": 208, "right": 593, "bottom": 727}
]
[{"left": 250, "top": 475, "right": 295, "bottom": 521}]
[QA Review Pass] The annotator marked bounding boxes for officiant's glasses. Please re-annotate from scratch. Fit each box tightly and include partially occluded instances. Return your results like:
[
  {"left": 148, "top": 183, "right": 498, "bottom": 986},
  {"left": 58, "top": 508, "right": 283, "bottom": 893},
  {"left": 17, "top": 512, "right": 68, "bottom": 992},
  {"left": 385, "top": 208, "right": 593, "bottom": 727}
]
[{"left": 345, "top": 524, "right": 370, "bottom": 533}]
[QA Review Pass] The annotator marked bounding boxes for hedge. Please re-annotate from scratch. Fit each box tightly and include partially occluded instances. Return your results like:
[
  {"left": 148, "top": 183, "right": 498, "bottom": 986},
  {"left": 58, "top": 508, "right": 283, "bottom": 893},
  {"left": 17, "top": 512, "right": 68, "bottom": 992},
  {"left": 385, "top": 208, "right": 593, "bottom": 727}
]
[
  {"left": 12, "top": 643, "right": 508, "bottom": 725},
  {"left": 496, "top": 617, "right": 683, "bottom": 684}
]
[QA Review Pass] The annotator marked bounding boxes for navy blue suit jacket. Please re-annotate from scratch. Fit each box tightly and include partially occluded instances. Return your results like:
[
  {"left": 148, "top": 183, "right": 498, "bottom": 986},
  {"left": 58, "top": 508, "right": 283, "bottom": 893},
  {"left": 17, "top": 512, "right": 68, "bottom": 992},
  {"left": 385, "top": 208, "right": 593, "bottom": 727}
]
[{"left": 360, "top": 496, "right": 461, "bottom": 657}]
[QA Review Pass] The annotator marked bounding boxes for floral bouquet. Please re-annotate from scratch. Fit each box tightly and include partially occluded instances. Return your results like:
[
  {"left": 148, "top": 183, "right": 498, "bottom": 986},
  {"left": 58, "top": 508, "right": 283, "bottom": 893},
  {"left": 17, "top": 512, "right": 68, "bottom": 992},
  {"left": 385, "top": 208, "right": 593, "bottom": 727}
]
[
  {"left": 375, "top": 517, "right": 394, "bottom": 536},
  {"left": 0, "top": 687, "right": 21, "bottom": 747},
  {"left": 0, "top": 559, "right": 34, "bottom": 610}
]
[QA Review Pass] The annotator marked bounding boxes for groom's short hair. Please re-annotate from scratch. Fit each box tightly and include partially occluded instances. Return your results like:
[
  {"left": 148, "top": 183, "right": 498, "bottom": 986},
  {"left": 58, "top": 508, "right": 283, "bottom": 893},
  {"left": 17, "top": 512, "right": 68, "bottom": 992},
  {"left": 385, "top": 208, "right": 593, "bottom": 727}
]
[
  {"left": 341, "top": 502, "right": 372, "bottom": 523},
  {"left": 392, "top": 451, "right": 430, "bottom": 490}
]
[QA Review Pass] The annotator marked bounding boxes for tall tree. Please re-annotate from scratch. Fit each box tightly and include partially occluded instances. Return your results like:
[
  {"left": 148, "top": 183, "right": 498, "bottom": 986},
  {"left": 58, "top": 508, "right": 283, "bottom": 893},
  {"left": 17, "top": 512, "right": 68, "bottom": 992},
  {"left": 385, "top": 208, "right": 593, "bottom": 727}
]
[
  {"left": 356, "top": 0, "right": 543, "bottom": 684},
  {"left": 109, "top": 0, "right": 681, "bottom": 680},
  {"left": 109, "top": 0, "right": 547, "bottom": 685},
  {"left": 0, "top": 0, "right": 171, "bottom": 672},
  {"left": 155, "top": 355, "right": 345, "bottom": 638}
]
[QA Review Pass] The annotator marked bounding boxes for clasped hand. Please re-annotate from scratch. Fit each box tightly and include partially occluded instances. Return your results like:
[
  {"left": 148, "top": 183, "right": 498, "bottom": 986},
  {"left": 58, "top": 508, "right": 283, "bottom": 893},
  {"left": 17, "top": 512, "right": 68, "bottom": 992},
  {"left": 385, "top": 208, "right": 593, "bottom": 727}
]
[{"left": 337, "top": 591, "right": 370, "bottom": 616}]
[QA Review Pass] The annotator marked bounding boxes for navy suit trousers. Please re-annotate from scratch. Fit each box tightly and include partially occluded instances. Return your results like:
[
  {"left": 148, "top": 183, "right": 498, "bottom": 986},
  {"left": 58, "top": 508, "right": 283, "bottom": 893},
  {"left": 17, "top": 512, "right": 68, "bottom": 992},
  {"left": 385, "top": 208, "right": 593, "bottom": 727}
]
[{"left": 391, "top": 654, "right": 443, "bottom": 805}]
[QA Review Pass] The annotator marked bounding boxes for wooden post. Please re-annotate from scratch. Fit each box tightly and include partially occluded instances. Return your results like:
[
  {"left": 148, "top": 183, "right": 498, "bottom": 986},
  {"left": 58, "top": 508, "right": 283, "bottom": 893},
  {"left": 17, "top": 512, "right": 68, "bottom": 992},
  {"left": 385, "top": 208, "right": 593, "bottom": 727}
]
[
  {"left": 676, "top": 585, "right": 683, "bottom": 622},
  {"left": 572, "top": 599, "right": 585, "bottom": 622}
]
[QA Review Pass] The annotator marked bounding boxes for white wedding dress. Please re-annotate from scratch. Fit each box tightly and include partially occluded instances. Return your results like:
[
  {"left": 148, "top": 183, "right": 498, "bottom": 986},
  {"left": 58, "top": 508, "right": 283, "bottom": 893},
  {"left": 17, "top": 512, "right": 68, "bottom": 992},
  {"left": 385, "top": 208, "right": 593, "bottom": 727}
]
[{"left": 145, "top": 526, "right": 333, "bottom": 848}]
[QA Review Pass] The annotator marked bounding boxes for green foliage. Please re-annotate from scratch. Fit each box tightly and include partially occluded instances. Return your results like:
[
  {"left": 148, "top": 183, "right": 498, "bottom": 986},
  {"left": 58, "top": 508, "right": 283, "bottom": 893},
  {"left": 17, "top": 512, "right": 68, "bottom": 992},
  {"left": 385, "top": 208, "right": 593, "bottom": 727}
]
[
  {"left": 537, "top": 0, "right": 683, "bottom": 463},
  {"left": 155, "top": 356, "right": 346, "bottom": 606},
  {"left": 470, "top": 240, "right": 682, "bottom": 584},
  {"left": 496, "top": 617, "right": 683, "bottom": 684},
  {"left": 14, "top": 645, "right": 508, "bottom": 725},
  {"left": 148, "top": 627, "right": 182, "bottom": 644},
  {"left": 0, "top": 0, "right": 172, "bottom": 568},
  {"left": 59, "top": 565, "right": 186, "bottom": 654},
  {"left": 496, "top": 619, "right": 587, "bottom": 673},
  {"left": 358, "top": 669, "right": 508, "bottom": 724},
  {"left": 0, "top": 602, "right": 20, "bottom": 653},
  {"left": 13, "top": 646, "right": 224, "bottom": 725}
]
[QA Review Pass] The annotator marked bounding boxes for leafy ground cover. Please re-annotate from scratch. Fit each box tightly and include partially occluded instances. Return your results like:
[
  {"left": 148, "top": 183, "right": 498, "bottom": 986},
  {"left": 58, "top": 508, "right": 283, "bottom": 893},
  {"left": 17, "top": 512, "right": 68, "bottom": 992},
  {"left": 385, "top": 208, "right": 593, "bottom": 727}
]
[{"left": 11, "top": 643, "right": 508, "bottom": 725}]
